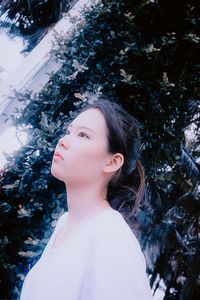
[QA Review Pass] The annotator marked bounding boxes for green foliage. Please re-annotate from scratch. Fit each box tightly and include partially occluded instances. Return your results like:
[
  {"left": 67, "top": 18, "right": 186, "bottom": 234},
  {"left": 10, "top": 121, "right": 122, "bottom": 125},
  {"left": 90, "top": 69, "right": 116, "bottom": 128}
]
[{"left": 0, "top": 0, "right": 200, "bottom": 299}]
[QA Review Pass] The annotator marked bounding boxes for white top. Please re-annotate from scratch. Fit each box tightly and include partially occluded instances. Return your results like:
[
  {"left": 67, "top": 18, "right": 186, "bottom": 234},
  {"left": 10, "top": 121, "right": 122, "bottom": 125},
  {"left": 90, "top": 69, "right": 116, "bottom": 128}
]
[{"left": 20, "top": 209, "right": 153, "bottom": 300}]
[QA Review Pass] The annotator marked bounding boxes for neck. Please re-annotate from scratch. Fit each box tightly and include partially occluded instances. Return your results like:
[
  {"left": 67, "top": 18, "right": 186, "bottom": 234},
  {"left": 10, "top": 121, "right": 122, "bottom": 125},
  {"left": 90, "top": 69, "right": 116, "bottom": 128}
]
[{"left": 65, "top": 183, "right": 112, "bottom": 224}]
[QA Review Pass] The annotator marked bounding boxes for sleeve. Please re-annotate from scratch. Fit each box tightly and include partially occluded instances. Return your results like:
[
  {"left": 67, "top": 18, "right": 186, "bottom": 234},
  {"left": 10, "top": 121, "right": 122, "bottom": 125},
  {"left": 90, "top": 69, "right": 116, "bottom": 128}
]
[{"left": 90, "top": 245, "right": 153, "bottom": 300}]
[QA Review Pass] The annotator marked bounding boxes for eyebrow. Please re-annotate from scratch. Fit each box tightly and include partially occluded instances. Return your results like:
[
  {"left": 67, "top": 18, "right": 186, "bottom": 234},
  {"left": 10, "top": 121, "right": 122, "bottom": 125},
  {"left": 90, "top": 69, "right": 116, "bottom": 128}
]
[{"left": 67, "top": 123, "right": 95, "bottom": 134}]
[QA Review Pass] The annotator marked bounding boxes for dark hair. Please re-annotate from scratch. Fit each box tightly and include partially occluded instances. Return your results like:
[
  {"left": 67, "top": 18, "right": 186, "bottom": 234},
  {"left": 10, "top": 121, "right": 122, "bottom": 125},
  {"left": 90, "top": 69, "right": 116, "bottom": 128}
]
[{"left": 78, "top": 97, "right": 145, "bottom": 231}]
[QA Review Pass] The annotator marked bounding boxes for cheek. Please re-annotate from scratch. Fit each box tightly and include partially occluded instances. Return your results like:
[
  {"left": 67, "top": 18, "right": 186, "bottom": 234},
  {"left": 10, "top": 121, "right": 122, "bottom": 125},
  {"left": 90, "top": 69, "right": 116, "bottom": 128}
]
[{"left": 73, "top": 143, "right": 106, "bottom": 171}]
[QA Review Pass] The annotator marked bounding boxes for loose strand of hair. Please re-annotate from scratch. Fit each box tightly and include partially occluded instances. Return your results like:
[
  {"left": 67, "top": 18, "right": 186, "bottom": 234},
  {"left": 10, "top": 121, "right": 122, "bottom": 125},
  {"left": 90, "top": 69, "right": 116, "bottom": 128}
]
[{"left": 130, "top": 160, "right": 145, "bottom": 217}]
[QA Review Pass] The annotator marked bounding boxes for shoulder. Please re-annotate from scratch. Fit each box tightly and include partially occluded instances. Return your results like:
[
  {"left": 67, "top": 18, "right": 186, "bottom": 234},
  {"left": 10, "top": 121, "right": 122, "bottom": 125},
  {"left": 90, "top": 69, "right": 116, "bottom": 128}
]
[{"left": 91, "top": 209, "right": 144, "bottom": 260}]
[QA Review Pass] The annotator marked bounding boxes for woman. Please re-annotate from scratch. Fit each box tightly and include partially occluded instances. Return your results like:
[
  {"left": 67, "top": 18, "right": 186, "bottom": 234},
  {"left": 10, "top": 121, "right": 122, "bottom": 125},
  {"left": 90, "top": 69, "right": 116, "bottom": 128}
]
[{"left": 20, "top": 98, "right": 153, "bottom": 299}]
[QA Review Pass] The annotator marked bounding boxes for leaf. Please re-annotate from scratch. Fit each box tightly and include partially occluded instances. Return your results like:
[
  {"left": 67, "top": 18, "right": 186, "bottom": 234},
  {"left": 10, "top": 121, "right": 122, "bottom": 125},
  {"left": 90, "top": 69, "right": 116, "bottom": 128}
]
[
  {"left": 18, "top": 251, "right": 38, "bottom": 258},
  {"left": 177, "top": 145, "right": 200, "bottom": 183},
  {"left": 74, "top": 93, "right": 85, "bottom": 100}
]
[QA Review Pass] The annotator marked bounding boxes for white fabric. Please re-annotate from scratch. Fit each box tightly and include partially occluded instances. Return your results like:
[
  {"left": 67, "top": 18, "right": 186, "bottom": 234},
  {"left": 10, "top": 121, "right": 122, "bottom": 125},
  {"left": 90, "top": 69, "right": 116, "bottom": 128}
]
[{"left": 20, "top": 209, "right": 153, "bottom": 300}]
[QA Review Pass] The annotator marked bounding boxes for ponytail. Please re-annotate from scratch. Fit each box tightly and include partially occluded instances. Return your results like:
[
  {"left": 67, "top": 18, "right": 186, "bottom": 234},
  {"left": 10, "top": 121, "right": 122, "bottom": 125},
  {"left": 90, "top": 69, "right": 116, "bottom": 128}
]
[
  {"left": 129, "top": 160, "right": 145, "bottom": 217},
  {"left": 112, "top": 160, "right": 146, "bottom": 233},
  {"left": 107, "top": 159, "right": 146, "bottom": 225}
]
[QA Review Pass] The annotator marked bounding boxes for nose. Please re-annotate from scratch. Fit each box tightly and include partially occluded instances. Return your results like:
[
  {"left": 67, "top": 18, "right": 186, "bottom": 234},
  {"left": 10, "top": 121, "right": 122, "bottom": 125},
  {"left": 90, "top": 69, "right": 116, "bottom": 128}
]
[{"left": 58, "top": 135, "right": 69, "bottom": 149}]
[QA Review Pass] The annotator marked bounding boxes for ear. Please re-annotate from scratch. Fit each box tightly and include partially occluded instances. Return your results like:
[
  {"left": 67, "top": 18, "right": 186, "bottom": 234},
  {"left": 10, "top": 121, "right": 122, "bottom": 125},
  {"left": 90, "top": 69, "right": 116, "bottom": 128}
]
[{"left": 103, "top": 153, "right": 124, "bottom": 175}]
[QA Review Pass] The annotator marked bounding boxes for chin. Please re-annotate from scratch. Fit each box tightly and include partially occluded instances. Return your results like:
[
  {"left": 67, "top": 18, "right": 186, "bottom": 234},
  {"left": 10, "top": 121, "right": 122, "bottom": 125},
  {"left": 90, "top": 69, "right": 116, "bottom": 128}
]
[{"left": 51, "top": 165, "right": 60, "bottom": 179}]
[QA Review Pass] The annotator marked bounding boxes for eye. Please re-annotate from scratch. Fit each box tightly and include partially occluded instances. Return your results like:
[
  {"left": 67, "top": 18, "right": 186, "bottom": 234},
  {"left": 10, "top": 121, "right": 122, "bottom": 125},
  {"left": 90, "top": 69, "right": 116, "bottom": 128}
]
[
  {"left": 66, "top": 129, "right": 89, "bottom": 138},
  {"left": 78, "top": 132, "right": 89, "bottom": 138}
]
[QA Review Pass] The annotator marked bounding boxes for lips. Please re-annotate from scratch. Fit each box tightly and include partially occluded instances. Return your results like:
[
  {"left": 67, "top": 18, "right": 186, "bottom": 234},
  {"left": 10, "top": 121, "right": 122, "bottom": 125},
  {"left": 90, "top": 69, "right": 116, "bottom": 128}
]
[{"left": 54, "top": 151, "right": 64, "bottom": 160}]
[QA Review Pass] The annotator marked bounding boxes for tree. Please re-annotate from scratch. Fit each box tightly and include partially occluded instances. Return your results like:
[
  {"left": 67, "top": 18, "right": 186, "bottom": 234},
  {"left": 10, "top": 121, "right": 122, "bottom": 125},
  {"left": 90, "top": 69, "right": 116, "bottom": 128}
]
[
  {"left": 0, "top": 0, "right": 73, "bottom": 52},
  {"left": 0, "top": 0, "right": 200, "bottom": 299}
]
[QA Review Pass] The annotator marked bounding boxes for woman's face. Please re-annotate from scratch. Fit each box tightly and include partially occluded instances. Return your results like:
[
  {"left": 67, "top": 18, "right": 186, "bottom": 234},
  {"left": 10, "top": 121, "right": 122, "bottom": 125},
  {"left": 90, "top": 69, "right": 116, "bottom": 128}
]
[{"left": 51, "top": 108, "right": 111, "bottom": 186}]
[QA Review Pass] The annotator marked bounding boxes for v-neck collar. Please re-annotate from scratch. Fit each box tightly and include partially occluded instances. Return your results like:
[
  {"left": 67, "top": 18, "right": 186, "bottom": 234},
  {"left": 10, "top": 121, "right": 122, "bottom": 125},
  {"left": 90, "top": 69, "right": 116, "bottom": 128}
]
[{"left": 48, "top": 208, "right": 119, "bottom": 254}]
